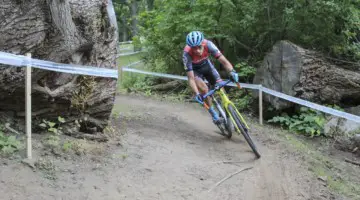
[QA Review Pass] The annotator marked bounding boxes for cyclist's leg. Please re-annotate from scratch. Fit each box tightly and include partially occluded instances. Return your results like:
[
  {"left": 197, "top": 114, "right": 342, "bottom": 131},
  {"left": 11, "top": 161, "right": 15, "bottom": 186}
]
[
  {"left": 193, "top": 70, "right": 209, "bottom": 97},
  {"left": 203, "top": 61, "right": 225, "bottom": 123},
  {"left": 194, "top": 63, "right": 222, "bottom": 123},
  {"left": 193, "top": 68, "right": 212, "bottom": 106},
  {"left": 205, "top": 60, "right": 223, "bottom": 87}
]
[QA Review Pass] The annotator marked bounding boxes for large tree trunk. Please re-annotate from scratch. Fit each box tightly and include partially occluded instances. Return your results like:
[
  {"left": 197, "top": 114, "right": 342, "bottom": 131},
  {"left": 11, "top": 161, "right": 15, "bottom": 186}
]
[
  {"left": 0, "top": 0, "right": 119, "bottom": 134},
  {"left": 253, "top": 40, "right": 360, "bottom": 110}
]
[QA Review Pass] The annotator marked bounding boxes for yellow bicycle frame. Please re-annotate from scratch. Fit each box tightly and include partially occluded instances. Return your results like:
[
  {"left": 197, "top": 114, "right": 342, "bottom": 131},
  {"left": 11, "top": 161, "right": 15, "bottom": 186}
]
[{"left": 214, "top": 87, "right": 250, "bottom": 131}]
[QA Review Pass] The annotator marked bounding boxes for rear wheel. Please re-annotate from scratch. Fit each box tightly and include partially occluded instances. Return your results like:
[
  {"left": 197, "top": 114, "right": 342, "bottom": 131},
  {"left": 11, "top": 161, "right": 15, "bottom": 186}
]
[{"left": 228, "top": 104, "right": 261, "bottom": 158}]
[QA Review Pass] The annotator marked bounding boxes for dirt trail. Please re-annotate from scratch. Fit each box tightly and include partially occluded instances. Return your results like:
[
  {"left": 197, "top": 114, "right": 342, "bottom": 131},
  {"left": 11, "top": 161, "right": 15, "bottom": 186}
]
[{"left": 0, "top": 94, "right": 343, "bottom": 200}]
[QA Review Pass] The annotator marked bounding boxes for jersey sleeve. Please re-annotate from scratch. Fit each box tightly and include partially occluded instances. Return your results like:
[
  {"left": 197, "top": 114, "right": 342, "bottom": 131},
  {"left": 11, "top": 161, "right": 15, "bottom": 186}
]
[
  {"left": 206, "top": 40, "right": 222, "bottom": 59},
  {"left": 182, "top": 51, "right": 193, "bottom": 71}
]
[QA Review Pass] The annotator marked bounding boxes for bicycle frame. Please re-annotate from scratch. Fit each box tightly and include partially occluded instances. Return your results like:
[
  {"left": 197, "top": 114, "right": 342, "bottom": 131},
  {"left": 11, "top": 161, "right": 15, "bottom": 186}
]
[
  {"left": 203, "top": 80, "right": 250, "bottom": 130},
  {"left": 215, "top": 88, "right": 250, "bottom": 130}
]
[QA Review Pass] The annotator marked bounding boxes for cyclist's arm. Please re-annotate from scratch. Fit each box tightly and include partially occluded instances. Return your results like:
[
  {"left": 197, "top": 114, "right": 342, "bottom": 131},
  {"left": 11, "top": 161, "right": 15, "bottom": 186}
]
[
  {"left": 217, "top": 55, "right": 234, "bottom": 73},
  {"left": 207, "top": 40, "right": 235, "bottom": 72},
  {"left": 183, "top": 51, "right": 200, "bottom": 94}
]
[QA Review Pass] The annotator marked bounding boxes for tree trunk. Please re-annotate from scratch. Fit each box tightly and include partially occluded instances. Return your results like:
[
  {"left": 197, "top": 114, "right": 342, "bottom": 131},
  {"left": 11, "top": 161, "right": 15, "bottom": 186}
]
[
  {"left": 146, "top": 0, "right": 154, "bottom": 11},
  {"left": 253, "top": 40, "right": 360, "bottom": 110},
  {"left": 0, "top": 0, "right": 119, "bottom": 134},
  {"left": 121, "top": 15, "right": 128, "bottom": 41},
  {"left": 130, "top": 0, "right": 138, "bottom": 36}
]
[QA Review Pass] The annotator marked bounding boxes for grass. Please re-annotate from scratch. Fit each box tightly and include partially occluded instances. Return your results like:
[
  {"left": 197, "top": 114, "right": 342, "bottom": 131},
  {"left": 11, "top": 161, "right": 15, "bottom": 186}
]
[
  {"left": 118, "top": 43, "right": 145, "bottom": 67},
  {"left": 117, "top": 52, "right": 145, "bottom": 67}
]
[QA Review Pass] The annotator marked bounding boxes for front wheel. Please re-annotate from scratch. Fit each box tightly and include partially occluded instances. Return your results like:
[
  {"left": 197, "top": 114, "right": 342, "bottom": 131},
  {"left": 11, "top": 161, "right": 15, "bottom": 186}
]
[
  {"left": 214, "top": 98, "right": 232, "bottom": 138},
  {"left": 228, "top": 104, "right": 261, "bottom": 158}
]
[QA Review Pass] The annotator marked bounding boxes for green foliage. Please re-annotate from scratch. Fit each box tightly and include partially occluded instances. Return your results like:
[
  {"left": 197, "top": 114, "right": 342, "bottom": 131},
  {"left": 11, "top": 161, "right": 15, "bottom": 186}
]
[
  {"left": 268, "top": 107, "right": 326, "bottom": 137},
  {"left": 44, "top": 135, "right": 60, "bottom": 149},
  {"left": 0, "top": 126, "right": 21, "bottom": 156},
  {"left": 227, "top": 88, "right": 254, "bottom": 111},
  {"left": 135, "top": 0, "right": 360, "bottom": 75},
  {"left": 234, "top": 62, "right": 257, "bottom": 82},
  {"left": 62, "top": 140, "right": 73, "bottom": 152},
  {"left": 39, "top": 116, "right": 66, "bottom": 135}
]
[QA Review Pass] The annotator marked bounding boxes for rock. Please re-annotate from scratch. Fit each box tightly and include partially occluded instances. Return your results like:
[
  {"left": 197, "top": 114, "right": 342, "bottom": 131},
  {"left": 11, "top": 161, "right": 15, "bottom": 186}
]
[
  {"left": 353, "top": 134, "right": 360, "bottom": 147},
  {"left": 21, "top": 158, "right": 36, "bottom": 170},
  {"left": 345, "top": 105, "right": 360, "bottom": 116},
  {"left": 318, "top": 176, "right": 328, "bottom": 182},
  {"left": 324, "top": 117, "right": 360, "bottom": 137}
]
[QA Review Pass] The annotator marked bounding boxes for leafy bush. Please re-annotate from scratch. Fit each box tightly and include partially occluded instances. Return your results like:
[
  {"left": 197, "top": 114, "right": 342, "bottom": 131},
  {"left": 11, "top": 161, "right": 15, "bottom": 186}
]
[
  {"left": 0, "top": 126, "right": 21, "bottom": 156},
  {"left": 39, "top": 116, "right": 66, "bottom": 135},
  {"left": 268, "top": 107, "right": 326, "bottom": 137},
  {"left": 235, "top": 62, "right": 257, "bottom": 83}
]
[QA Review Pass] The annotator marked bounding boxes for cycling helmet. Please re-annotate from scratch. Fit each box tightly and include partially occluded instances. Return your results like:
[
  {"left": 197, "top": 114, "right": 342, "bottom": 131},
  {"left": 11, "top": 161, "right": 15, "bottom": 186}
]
[{"left": 186, "top": 31, "right": 204, "bottom": 47}]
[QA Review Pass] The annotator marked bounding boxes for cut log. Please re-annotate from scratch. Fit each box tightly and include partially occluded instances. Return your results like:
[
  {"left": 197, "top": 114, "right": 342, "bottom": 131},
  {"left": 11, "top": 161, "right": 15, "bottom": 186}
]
[{"left": 253, "top": 40, "right": 360, "bottom": 110}]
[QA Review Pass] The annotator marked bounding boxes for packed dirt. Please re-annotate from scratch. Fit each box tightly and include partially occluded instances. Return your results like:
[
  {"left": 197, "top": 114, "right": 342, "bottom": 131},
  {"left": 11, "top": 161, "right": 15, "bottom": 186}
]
[{"left": 1, "top": 94, "right": 359, "bottom": 200}]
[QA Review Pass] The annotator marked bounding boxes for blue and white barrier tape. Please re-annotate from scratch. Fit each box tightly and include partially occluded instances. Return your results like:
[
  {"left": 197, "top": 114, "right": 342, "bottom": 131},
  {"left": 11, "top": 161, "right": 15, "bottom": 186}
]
[
  {"left": 0, "top": 51, "right": 118, "bottom": 78},
  {"left": 0, "top": 51, "right": 359, "bottom": 123},
  {"left": 123, "top": 66, "right": 360, "bottom": 123},
  {"left": 117, "top": 51, "right": 143, "bottom": 57},
  {"left": 261, "top": 87, "right": 360, "bottom": 123}
]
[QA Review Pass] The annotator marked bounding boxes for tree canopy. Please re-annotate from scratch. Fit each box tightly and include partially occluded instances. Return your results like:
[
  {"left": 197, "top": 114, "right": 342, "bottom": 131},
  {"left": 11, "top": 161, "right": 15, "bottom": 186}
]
[{"left": 115, "top": 0, "right": 359, "bottom": 75}]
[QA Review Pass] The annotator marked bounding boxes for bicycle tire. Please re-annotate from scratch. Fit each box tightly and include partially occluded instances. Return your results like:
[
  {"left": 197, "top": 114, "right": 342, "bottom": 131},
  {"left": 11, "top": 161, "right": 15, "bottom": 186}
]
[
  {"left": 214, "top": 98, "right": 232, "bottom": 138},
  {"left": 228, "top": 104, "right": 261, "bottom": 158}
]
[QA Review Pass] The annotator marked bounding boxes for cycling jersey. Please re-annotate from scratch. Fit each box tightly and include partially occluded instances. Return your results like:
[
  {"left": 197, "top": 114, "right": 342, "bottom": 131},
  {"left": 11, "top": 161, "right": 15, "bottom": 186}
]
[
  {"left": 182, "top": 39, "right": 222, "bottom": 85},
  {"left": 182, "top": 39, "right": 222, "bottom": 71}
]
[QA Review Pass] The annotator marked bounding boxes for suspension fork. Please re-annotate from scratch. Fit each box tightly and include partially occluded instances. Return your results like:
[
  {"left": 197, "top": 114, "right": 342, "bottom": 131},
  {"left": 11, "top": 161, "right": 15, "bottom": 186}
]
[{"left": 212, "top": 95, "right": 228, "bottom": 124}]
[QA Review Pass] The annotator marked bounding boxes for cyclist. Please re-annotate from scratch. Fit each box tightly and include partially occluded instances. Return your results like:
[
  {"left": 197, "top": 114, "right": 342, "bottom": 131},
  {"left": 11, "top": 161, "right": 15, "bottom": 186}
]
[{"left": 182, "top": 31, "right": 239, "bottom": 124}]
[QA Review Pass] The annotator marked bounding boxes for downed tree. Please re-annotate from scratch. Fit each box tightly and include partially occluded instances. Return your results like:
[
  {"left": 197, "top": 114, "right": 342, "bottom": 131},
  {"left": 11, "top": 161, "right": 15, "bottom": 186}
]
[
  {"left": 0, "top": 0, "right": 119, "bottom": 134},
  {"left": 253, "top": 40, "right": 360, "bottom": 110}
]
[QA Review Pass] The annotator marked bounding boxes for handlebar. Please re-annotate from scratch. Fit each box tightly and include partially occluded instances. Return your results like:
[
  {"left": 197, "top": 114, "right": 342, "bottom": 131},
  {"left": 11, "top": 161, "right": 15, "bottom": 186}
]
[
  {"left": 202, "top": 79, "right": 241, "bottom": 99},
  {"left": 200, "top": 79, "right": 241, "bottom": 110}
]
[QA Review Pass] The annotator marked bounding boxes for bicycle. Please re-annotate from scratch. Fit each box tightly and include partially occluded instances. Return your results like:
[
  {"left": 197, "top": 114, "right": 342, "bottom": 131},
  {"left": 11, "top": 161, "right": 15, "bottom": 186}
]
[{"left": 201, "top": 79, "right": 261, "bottom": 159}]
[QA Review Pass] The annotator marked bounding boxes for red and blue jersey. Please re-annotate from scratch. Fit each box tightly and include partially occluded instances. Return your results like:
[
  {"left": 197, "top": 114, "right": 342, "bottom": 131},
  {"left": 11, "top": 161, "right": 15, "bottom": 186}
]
[{"left": 182, "top": 39, "right": 222, "bottom": 72}]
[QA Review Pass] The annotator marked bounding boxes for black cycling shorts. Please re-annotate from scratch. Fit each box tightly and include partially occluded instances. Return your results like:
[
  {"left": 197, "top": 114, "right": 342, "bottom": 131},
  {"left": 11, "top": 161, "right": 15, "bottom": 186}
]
[{"left": 193, "top": 60, "right": 222, "bottom": 86}]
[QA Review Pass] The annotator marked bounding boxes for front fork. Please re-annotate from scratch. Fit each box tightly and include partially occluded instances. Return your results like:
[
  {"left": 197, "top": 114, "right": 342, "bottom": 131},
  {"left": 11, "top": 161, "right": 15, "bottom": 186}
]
[{"left": 212, "top": 96, "right": 228, "bottom": 124}]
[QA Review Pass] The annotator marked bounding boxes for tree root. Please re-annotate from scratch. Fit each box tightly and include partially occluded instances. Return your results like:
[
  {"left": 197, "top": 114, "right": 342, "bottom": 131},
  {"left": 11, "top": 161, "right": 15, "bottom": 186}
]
[{"left": 64, "top": 131, "right": 108, "bottom": 142}]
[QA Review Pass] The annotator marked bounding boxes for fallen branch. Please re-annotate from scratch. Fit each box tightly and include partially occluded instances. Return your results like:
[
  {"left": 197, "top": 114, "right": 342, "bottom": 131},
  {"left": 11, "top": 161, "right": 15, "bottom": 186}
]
[
  {"left": 152, "top": 80, "right": 183, "bottom": 91},
  {"left": 345, "top": 158, "right": 360, "bottom": 166},
  {"left": 207, "top": 166, "right": 253, "bottom": 193},
  {"left": 5, "top": 123, "right": 22, "bottom": 135}
]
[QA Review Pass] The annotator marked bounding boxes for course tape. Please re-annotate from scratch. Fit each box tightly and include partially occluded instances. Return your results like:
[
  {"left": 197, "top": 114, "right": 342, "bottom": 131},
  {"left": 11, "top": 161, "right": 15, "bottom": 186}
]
[
  {"left": 0, "top": 51, "right": 118, "bottom": 78},
  {"left": 117, "top": 51, "right": 143, "bottom": 57},
  {"left": 123, "top": 67, "right": 360, "bottom": 123},
  {"left": 0, "top": 51, "right": 359, "bottom": 123},
  {"left": 122, "top": 67, "right": 259, "bottom": 89},
  {"left": 119, "top": 41, "right": 133, "bottom": 44},
  {"left": 261, "top": 87, "right": 360, "bottom": 123}
]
